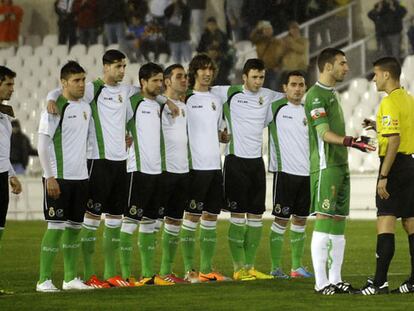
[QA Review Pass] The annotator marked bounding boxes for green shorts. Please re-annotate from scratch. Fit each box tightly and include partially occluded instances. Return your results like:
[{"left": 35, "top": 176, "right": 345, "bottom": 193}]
[{"left": 310, "top": 165, "right": 350, "bottom": 217}]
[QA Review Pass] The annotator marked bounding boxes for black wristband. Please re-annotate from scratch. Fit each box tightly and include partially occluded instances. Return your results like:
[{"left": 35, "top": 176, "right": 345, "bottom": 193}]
[{"left": 379, "top": 174, "right": 388, "bottom": 180}]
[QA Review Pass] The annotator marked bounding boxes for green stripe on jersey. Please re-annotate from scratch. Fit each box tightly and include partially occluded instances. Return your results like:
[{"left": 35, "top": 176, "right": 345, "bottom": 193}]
[
  {"left": 53, "top": 96, "right": 69, "bottom": 178},
  {"left": 224, "top": 85, "right": 243, "bottom": 155},
  {"left": 90, "top": 79, "right": 105, "bottom": 159},
  {"left": 268, "top": 98, "right": 288, "bottom": 171},
  {"left": 161, "top": 129, "right": 166, "bottom": 171},
  {"left": 185, "top": 90, "right": 194, "bottom": 169},
  {"left": 128, "top": 93, "right": 145, "bottom": 171}
]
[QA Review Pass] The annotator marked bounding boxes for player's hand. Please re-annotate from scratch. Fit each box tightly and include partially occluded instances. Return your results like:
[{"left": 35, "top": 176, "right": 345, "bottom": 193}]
[
  {"left": 219, "top": 129, "right": 231, "bottom": 143},
  {"left": 9, "top": 176, "right": 22, "bottom": 195},
  {"left": 377, "top": 178, "right": 389, "bottom": 200},
  {"left": 125, "top": 134, "right": 133, "bottom": 149},
  {"left": 362, "top": 118, "right": 376, "bottom": 131},
  {"left": 343, "top": 136, "right": 376, "bottom": 152},
  {"left": 166, "top": 99, "right": 180, "bottom": 118},
  {"left": 46, "top": 177, "right": 61, "bottom": 199},
  {"left": 47, "top": 100, "right": 59, "bottom": 115}
]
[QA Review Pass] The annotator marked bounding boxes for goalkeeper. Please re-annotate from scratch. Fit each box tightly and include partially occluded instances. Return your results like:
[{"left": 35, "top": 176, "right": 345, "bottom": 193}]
[{"left": 304, "top": 48, "right": 375, "bottom": 295}]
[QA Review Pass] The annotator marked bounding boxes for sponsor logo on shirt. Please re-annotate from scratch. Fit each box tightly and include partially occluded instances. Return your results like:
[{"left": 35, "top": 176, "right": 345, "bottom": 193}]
[
  {"left": 237, "top": 100, "right": 248, "bottom": 104},
  {"left": 103, "top": 97, "right": 113, "bottom": 100},
  {"left": 282, "top": 115, "right": 293, "bottom": 119},
  {"left": 68, "top": 115, "right": 77, "bottom": 119},
  {"left": 310, "top": 107, "right": 326, "bottom": 120},
  {"left": 191, "top": 105, "right": 203, "bottom": 108},
  {"left": 312, "top": 98, "right": 321, "bottom": 105}
]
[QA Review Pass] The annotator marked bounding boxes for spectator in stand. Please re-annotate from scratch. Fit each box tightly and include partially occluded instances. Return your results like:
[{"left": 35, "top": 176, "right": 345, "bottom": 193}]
[
  {"left": 281, "top": 21, "right": 309, "bottom": 74},
  {"left": 0, "top": 0, "right": 23, "bottom": 48},
  {"left": 188, "top": 0, "right": 206, "bottom": 46},
  {"left": 72, "top": 0, "right": 98, "bottom": 47},
  {"left": 149, "top": 0, "right": 171, "bottom": 26},
  {"left": 10, "top": 120, "right": 37, "bottom": 175},
  {"left": 368, "top": 0, "right": 407, "bottom": 59},
  {"left": 250, "top": 20, "right": 285, "bottom": 91},
  {"left": 54, "top": 0, "right": 77, "bottom": 47},
  {"left": 140, "top": 21, "right": 170, "bottom": 62},
  {"left": 225, "top": 0, "right": 243, "bottom": 41},
  {"left": 98, "top": 0, "right": 127, "bottom": 46},
  {"left": 164, "top": 0, "right": 192, "bottom": 63},
  {"left": 407, "top": 17, "right": 414, "bottom": 54},
  {"left": 206, "top": 44, "right": 232, "bottom": 85},
  {"left": 124, "top": 14, "right": 147, "bottom": 62},
  {"left": 197, "top": 17, "right": 228, "bottom": 54}
]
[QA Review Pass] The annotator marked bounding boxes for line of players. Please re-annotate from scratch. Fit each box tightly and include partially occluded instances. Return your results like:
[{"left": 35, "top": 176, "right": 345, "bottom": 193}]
[
  {"left": 34, "top": 50, "right": 316, "bottom": 291},
  {"left": 30, "top": 47, "right": 414, "bottom": 296}
]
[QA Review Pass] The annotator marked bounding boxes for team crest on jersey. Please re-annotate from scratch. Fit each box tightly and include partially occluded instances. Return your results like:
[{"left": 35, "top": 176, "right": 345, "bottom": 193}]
[
  {"left": 211, "top": 102, "right": 216, "bottom": 111},
  {"left": 118, "top": 94, "right": 123, "bottom": 103},
  {"left": 83, "top": 111, "right": 87, "bottom": 120},
  {"left": 130, "top": 205, "right": 138, "bottom": 215},
  {"left": 302, "top": 117, "right": 307, "bottom": 126},
  {"left": 322, "top": 199, "right": 330, "bottom": 210},
  {"left": 382, "top": 116, "right": 391, "bottom": 127},
  {"left": 259, "top": 96, "right": 264, "bottom": 105},
  {"left": 48, "top": 207, "right": 55, "bottom": 217},
  {"left": 181, "top": 109, "right": 185, "bottom": 117}
]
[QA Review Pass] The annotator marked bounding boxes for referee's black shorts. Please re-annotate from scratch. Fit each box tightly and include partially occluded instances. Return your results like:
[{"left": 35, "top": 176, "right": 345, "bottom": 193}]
[
  {"left": 376, "top": 153, "right": 414, "bottom": 218},
  {"left": 223, "top": 155, "right": 266, "bottom": 215}
]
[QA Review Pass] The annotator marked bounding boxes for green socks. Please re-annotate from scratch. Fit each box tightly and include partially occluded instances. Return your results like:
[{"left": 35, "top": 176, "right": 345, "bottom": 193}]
[
  {"left": 103, "top": 220, "right": 121, "bottom": 280},
  {"left": 180, "top": 220, "right": 198, "bottom": 273},
  {"left": 290, "top": 224, "right": 306, "bottom": 270},
  {"left": 119, "top": 221, "right": 137, "bottom": 279},
  {"left": 160, "top": 223, "right": 180, "bottom": 276},
  {"left": 228, "top": 219, "right": 246, "bottom": 271},
  {"left": 138, "top": 221, "right": 156, "bottom": 278},
  {"left": 62, "top": 227, "right": 81, "bottom": 282},
  {"left": 81, "top": 218, "right": 100, "bottom": 280},
  {"left": 39, "top": 227, "right": 64, "bottom": 283},
  {"left": 0, "top": 228, "right": 3, "bottom": 243},
  {"left": 269, "top": 222, "right": 285, "bottom": 271},
  {"left": 245, "top": 219, "right": 263, "bottom": 267},
  {"left": 199, "top": 220, "right": 217, "bottom": 274}
]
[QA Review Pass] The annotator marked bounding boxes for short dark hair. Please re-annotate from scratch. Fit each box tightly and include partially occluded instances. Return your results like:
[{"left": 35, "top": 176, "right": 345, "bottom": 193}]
[
  {"left": 139, "top": 62, "right": 163, "bottom": 86},
  {"left": 60, "top": 61, "right": 85, "bottom": 80},
  {"left": 164, "top": 64, "right": 184, "bottom": 80},
  {"left": 0, "top": 65, "right": 16, "bottom": 83},
  {"left": 242, "top": 58, "right": 265, "bottom": 75},
  {"left": 102, "top": 49, "right": 126, "bottom": 65},
  {"left": 188, "top": 54, "right": 216, "bottom": 88},
  {"left": 317, "top": 48, "right": 345, "bottom": 72},
  {"left": 373, "top": 56, "right": 401, "bottom": 80},
  {"left": 283, "top": 70, "right": 306, "bottom": 85}
]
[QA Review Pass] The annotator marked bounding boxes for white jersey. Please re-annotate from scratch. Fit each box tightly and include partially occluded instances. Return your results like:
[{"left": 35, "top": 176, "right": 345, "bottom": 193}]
[
  {"left": 47, "top": 80, "right": 135, "bottom": 161},
  {"left": 126, "top": 94, "right": 162, "bottom": 174},
  {"left": 211, "top": 85, "right": 284, "bottom": 158},
  {"left": 268, "top": 98, "right": 309, "bottom": 176},
  {"left": 186, "top": 90, "right": 223, "bottom": 170},
  {"left": 161, "top": 98, "right": 189, "bottom": 173},
  {"left": 38, "top": 96, "right": 91, "bottom": 179},
  {"left": 0, "top": 112, "right": 12, "bottom": 174}
]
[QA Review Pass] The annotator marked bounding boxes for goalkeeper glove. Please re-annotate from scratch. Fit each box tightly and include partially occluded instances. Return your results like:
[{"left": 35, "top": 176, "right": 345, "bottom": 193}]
[{"left": 343, "top": 136, "right": 376, "bottom": 152}]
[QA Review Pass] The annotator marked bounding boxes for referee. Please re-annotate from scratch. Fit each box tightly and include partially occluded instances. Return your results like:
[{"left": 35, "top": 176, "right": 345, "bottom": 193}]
[{"left": 359, "top": 57, "right": 414, "bottom": 295}]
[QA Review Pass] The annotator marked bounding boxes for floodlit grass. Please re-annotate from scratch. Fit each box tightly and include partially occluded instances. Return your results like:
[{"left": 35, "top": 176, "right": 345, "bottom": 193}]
[{"left": 0, "top": 220, "right": 413, "bottom": 310}]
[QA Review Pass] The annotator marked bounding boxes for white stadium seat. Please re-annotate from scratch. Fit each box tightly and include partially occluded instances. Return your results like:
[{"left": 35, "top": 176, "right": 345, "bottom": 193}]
[
  {"left": 0, "top": 46, "right": 15, "bottom": 58},
  {"left": 34, "top": 45, "right": 51, "bottom": 57},
  {"left": 348, "top": 78, "right": 369, "bottom": 96},
  {"left": 88, "top": 43, "right": 105, "bottom": 57},
  {"left": 43, "top": 34, "right": 58, "bottom": 47},
  {"left": 16, "top": 45, "right": 33, "bottom": 58}
]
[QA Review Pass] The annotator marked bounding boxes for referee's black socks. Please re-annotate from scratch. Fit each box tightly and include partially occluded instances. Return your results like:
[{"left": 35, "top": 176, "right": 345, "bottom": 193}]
[
  {"left": 409, "top": 234, "right": 414, "bottom": 283},
  {"left": 374, "top": 233, "right": 395, "bottom": 287}
]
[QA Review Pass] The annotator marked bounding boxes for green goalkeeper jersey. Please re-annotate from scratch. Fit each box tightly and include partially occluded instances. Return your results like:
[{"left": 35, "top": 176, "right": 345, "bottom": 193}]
[{"left": 304, "top": 82, "right": 348, "bottom": 173}]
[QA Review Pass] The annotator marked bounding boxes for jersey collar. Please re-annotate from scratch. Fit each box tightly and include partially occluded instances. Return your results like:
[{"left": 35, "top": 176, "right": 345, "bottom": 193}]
[{"left": 316, "top": 81, "right": 335, "bottom": 91}]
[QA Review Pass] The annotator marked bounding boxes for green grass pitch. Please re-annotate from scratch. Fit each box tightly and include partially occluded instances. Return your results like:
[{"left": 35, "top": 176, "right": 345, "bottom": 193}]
[{"left": 0, "top": 220, "right": 413, "bottom": 310}]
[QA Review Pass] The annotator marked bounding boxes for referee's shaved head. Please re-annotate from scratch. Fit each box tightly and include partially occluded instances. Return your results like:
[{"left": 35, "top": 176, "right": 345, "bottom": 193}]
[{"left": 373, "top": 57, "right": 401, "bottom": 80}]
